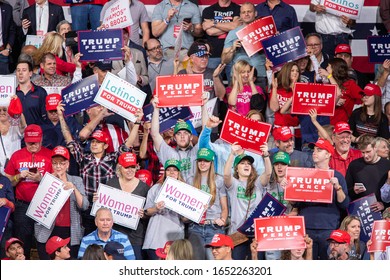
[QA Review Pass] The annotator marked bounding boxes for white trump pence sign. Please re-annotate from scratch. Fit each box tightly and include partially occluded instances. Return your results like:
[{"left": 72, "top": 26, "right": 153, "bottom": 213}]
[
  {"left": 155, "top": 177, "right": 212, "bottom": 223},
  {"left": 91, "top": 184, "right": 146, "bottom": 230},
  {"left": 94, "top": 72, "right": 147, "bottom": 122},
  {"left": 26, "top": 173, "right": 73, "bottom": 229}
]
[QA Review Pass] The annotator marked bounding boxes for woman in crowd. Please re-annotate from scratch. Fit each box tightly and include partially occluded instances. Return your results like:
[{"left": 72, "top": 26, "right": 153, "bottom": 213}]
[
  {"left": 186, "top": 148, "right": 228, "bottom": 260},
  {"left": 165, "top": 239, "right": 194, "bottom": 260},
  {"left": 82, "top": 244, "right": 106, "bottom": 260},
  {"left": 223, "top": 142, "right": 272, "bottom": 260},
  {"left": 142, "top": 159, "right": 185, "bottom": 260},
  {"left": 349, "top": 84, "right": 390, "bottom": 141},
  {"left": 35, "top": 146, "right": 89, "bottom": 260},
  {"left": 106, "top": 152, "right": 149, "bottom": 260},
  {"left": 339, "top": 215, "right": 369, "bottom": 260},
  {"left": 375, "top": 137, "right": 389, "bottom": 159},
  {"left": 227, "top": 60, "right": 266, "bottom": 116}
]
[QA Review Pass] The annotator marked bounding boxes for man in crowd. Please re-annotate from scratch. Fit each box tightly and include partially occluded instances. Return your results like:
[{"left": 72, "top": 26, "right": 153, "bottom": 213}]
[
  {"left": 205, "top": 234, "right": 234, "bottom": 260},
  {"left": 0, "top": 1, "right": 16, "bottom": 74},
  {"left": 45, "top": 236, "right": 71, "bottom": 260},
  {"left": 327, "top": 230, "right": 354, "bottom": 260},
  {"left": 34, "top": 53, "right": 71, "bottom": 87},
  {"left": 256, "top": 0, "right": 299, "bottom": 32},
  {"left": 2, "top": 238, "right": 25, "bottom": 260},
  {"left": 104, "top": 241, "right": 127, "bottom": 260}
]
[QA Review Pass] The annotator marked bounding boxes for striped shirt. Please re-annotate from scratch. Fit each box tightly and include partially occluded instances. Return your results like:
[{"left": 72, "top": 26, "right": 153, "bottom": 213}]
[{"left": 78, "top": 229, "right": 135, "bottom": 260}]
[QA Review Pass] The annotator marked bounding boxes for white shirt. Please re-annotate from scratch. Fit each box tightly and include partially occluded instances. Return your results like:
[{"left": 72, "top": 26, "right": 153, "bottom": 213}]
[
  {"left": 35, "top": 1, "right": 49, "bottom": 35},
  {"left": 311, "top": 0, "right": 351, "bottom": 35}
]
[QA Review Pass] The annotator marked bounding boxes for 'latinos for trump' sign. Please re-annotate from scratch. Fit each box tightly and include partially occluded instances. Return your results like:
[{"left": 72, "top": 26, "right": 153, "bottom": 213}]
[
  {"left": 101, "top": 0, "right": 133, "bottom": 29},
  {"left": 236, "top": 16, "right": 277, "bottom": 57},
  {"left": 26, "top": 173, "right": 73, "bottom": 229},
  {"left": 155, "top": 177, "right": 211, "bottom": 223},
  {"left": 78, "top": 29, "right": 123, "bottom": 61},
  {"left": 94, "top": 72, "right": 147, "bottom": 122},
  {"left": 348, "top": 193, "right": 383, "bottom": 243},
  {"left": 254, "top": 216, "right": 306, "bottom": 251},
  {"left": 0, "top": 75, "right": 16, "bottom": 106},
  {"left": 284, "top": 167, "right": 334, "bottom": 203},
  {"left": 238, "top": 193, "right": 287, "bottom": 236},
  {"left": 143, "top": 104, "right": 193, "bottom": 133},
  {"left": 91, "top": 184, "right": 145, "bottom": 230},
  {"left": 320, "top": 0, "right": 363, "bottom": 20},
  {"left": 62, "top": 75, "right": 99, "bottom": 117},
  {"left": 291, "top": 83, "right": 337, "bottom": 116},
  {"left": 261, "top": 27, "right": 307, "bottom": 69},
  {"left": 367, "top": 220, "right": 390, "bottom": 252},
  {"left": 367, "top": 36, "right": 390, "bottom": 63},
  {"left": 156, "top": 74, "right": 204, "bottom": 107},
  {"left": 220, "top": 109, "right": 272, "bottom": 155}
]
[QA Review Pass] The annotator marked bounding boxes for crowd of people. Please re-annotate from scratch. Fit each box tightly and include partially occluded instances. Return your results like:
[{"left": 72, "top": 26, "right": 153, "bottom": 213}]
[{"left": 0, "top": 0, "right": 390, "bottom": 261}]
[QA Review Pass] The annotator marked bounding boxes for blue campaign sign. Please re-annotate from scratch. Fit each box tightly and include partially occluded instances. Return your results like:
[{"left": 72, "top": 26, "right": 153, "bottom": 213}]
[
  {"left": 78, "top": 29, "right": 123, "bottom": 61},
  {"left": 347, "top": 193, "right": 383, "bottom": 243},
  {"left": 261, "top": 26, "right": 307, "bottom": 68},
  {"left": 62, "top": 75, "right": 99, "bottom": 117},
  {"left": 238, "top": 192, "right": 287, "bottom": 236},
  {"left": 367, "top": 36, "right": 390, "bottom": 63},
  {"left": 143, "top": 104, "right": 193, "bottom": 133},
  {"left": 0, "top": 206, "right": 11, "bottom": 242}
]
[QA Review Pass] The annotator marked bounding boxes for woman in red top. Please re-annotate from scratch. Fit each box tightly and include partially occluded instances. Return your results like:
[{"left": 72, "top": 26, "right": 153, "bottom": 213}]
[{"left": 318, "top": 58, "right": 363, "bottom": 125}]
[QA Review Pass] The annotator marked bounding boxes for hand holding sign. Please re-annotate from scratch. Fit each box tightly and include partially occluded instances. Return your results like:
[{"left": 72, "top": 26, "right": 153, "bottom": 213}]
[{"left": 231, "top": 142, "right": 244, "bottom": 156}]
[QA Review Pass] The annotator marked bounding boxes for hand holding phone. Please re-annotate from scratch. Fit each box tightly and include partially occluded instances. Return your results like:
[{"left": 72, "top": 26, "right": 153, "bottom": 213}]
[{"left": 354, "top": 183, "right": 366, "bottom": 194}]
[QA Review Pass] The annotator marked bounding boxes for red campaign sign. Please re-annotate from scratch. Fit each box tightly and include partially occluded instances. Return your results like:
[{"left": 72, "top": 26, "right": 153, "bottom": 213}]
[
  {"left": 236, "top": 16, "right": 277, "bottom": 57},
  {"left": 291, "top": 83, "right": 337, "bottom": 116},
  {"left": 284, "top": 167, "right": 334, "bottom": 203},
  {"left": 368, "top": 221, "right": 390, "bottom": 252},
  {"left": 156, "top": 74, "right": 204, "bottom": 107},
  {"left": 254, "top": 216, "right": 306, "bottom": 251},
  {"left": 220, "top": 110, "right": 272, "bottom": 155}
]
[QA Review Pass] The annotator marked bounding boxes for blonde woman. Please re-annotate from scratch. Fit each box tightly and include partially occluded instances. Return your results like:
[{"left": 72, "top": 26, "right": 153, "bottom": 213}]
[
  {"left": 165, "top": 239, "right": 194, "bottom": 260},
  {"left": 186, "top": 148, "right": 228, "bottom": 260},
  {"left": 339, "top": 215, "right": 369, "bottom": 260}
]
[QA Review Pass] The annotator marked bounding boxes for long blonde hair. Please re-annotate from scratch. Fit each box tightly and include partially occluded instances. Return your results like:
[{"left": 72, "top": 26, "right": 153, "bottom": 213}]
[
  {"left": 166, "top": 239, "right": 193, "bottom": 260},
  {"left": 232, "top": 60, "right": 252, "bottom": 92},
  {"left": 193, "top": 160, "right": 217, "bottom": 206},
  {"left": 33, "top": 32, "right": 64, "bottom": 66}
]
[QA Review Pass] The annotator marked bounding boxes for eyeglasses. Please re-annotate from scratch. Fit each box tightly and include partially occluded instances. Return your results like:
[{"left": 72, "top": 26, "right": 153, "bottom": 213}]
[
  {"left": 52, "top": 161, "right": 67, "bottom": 167},
  {"left": 335, "top": 134, "right": 351, "bottom": 140},
  {"left": 147, "top": 45, "right": 162, "bottom": 52},
  {"left": 0, "top": 108, "right": 7, "bottom": 112},
  {"left": 307, "top": 43, "right": 321, "bottom": 48},
  {"left": 48, "top": 110, "right": 58, "bottom": 114},
  {"left": 329, "top": 241, "right": 344, "bottom": 247}
]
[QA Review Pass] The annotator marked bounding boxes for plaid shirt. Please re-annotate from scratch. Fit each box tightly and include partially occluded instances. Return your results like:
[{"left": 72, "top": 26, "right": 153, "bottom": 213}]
[{"left": 67, "top": 140, "right": 131, "bottom": 199}]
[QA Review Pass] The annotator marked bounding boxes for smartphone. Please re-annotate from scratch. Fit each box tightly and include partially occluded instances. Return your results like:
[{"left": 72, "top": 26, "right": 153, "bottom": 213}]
[
  {"left": 65, "top": 31, "right": 77, "bottom": 38},
  {"left": 354, "top": 183, "right": 366, "bottom": 192},
  {"left": 29, "top": 167, "right": 38, "bottom": 173},
  {"left": 22, "top": 14, "right": 29, "bottom": 21},
  {"left": 183, "top": 18, "right": 191, "bottom": 23}
]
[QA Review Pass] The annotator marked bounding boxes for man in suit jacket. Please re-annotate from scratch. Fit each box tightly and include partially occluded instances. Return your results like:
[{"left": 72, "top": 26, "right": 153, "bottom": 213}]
[
  {"left": 0, "top": 1, "right": 16, "bottom": 74},
  {"left": 21, "top": 0, "right": 64, "bottom": 36}
]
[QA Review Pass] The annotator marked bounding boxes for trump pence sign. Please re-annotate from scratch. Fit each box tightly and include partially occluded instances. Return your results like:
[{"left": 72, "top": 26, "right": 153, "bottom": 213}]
[
  {"left": 291, "top": 83, "right": 337, "bottom": 116},
  {"left": 236, "top": 16, "right": 277, "bottom": 57},
  {"left": 367, "top": 220, "right": 390, "bottom": 252}
]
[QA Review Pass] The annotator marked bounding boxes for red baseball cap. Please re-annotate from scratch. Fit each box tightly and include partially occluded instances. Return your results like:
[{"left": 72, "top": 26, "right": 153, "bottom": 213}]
[
  {"left": 45, "top": 94, "right": 62, "bottom": 111},
  {"left": 156, "top": 241, "right": 174, "bottom": 259},
  {"left": 45, "top": 236, "right": 70, "bottom": 255},
  {"left": 205, "top": 234, "right": 234, "bottom": 249},
  {"left": 118, "top": 152, "right": 137, "bottom": 167},
  {"left": 363, "top": 84, "right": 382, "bottom": 97},
  {"left": 5, "top": 237, "right": 24, "bottom": 251},
  {"left": 90, "top": 130, "right": 109, "bottom": 144},
  {"left": 327, "top": 229, "right": 351, "bottom": 244},
  {"left": 24, "top": 124, "right": 43, "bottom": 143},
  {"left": 7, "top": 96, "right": 23, "bottom": 118},
  {"left": 272, "top": 126, "right": 293, "bottom": 141},
  {"left": 334, "top": 44, "right": 352, "bottom": 55},
  {"left": 135, "top": 169, "right": 153, "bottom": 187},
  {"left": 333, "top": 122, "right": 352, "bottom": 134},
  {"left": 309, "top": 138, "right": 334, "bottom": 155},
  {"left": 52, "top": 146, "right": 70, "bottom": 160}
]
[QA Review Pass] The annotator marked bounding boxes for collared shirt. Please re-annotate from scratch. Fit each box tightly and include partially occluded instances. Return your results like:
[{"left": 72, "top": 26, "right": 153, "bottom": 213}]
[
  {"left": 33, "top": 73, "right": 71, "bottom": 87},
  {"left": 147, "top": 57, "right": 174, "bottom": 92},
  {"left": 255, "top": 1, "right": 299, "bottom": 32},
  {"left": 16, "top": 83, "right": 48, "bottom": 125},
  {"left": 311, "top": 0, "right": 351, "bottom": 35},
  {"left": 329, "top": 148, "right": 362, "bottom": 177},
  {"left": 78, "top": 229, "right": 135, "bottom": 260},
  {"left": 35, "top": 1, "right": 49, "bottom": 35}
]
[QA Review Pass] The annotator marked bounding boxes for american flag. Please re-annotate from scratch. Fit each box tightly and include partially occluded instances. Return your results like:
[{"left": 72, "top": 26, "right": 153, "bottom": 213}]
[{"left": 36, "top": 0, "right": 387, "bottom": 73}]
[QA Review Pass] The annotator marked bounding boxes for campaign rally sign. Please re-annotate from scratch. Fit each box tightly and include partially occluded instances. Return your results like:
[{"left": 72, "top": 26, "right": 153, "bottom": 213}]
[
  {"left": 78, "top": 29, "right": 123, "bottom": 61},
  {"left": 155, "top": 177, "right": 211, "bottom": 223},
  {"left": 320, "top": 0, "right": 363, "bottom": 20},
  {"left": 95, "top": 72, "right": 147, "bottom": 122},
  {"left": 261, "top": 27, "right": 307, "bottom": 69},
  {"left": 91, "top": 183, "right": 145, "bottom": 230},
  {"left": 254, "top": 216, "right": 306, "bottom": 251},
  {"left": 238, "top": 193, "right": 287, "bottom": 236},
  {"left": 0, "top": 75, "right": 16, "bottom": 106},
  {"left": 291, "top": 83, "right": 337, "bottom": 116},
  {"left": 367, "top": 221, "right": 390, "bottom": 252},
  {"left": 156, "top": 74, "right": 204, "bottom": 107},
  {"left": 348, "top": 193, "right": 383, "bottom": 243},
  {"left": 285, "top": 167, "right": 334, "bottom": 203},
  {"left": 26, "top": 173, "right": 72, "bottom": 229},
  {"left": 143, "top": 104, "right": 193, "bottom": 133},
  {"left": 101, "top": 0, "right": 133, "bottom": 29},
  {"left": 220, "top": 109, "right": 272, "bottom": 155},
  {"left": 25, "top": 35, "right": 44, "bottom": 49},
  {"left": 62, "top": 75, "right": 99, "bottom": 117},
  {"left": 0, "top": 206, "right": 11, "bottom": 242},
  {"left": 236, "top": 16, "right": 277, "bottom": 57},
  {"left": 189, "top": 97, "right": 217, "bottom": 128},
  {"left": 367, "top": 36, "right": 390, "bottom": 63}
]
